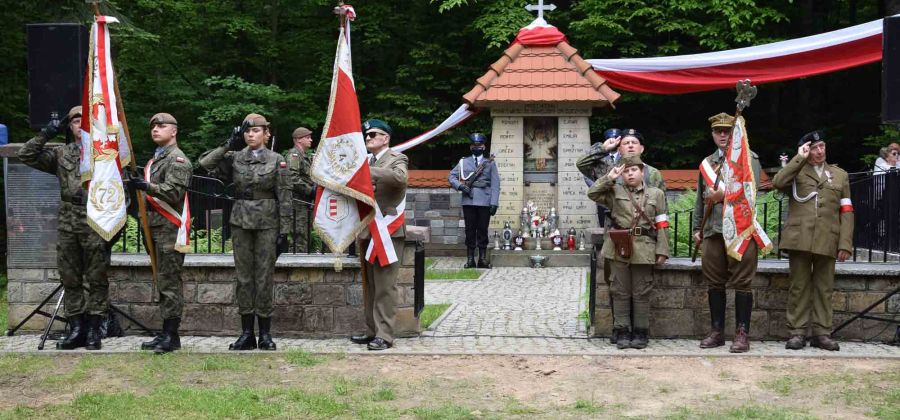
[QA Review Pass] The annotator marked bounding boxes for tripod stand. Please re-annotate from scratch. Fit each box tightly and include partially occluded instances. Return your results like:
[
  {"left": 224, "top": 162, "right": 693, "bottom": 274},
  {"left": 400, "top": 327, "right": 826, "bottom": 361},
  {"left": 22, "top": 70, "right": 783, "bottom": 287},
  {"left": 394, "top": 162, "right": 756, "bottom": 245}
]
[{"left": 833, "top": 285, "right": 900, "bottom": 344}]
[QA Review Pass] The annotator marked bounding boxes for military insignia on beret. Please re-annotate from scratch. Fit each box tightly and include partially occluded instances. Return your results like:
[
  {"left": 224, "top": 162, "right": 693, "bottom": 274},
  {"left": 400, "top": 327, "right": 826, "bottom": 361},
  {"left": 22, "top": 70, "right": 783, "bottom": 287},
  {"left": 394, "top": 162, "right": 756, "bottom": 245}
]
[
  {"left": 280, "top": 161, "right": 287, "bottom": 168},
  {"left": 812, "top": 132, "right": 820, "bottom": 141},
  {"left": 363, "top": 121, "right": 371, "bottom": 130},
  {"left": 175, "top": 156, "right": 185, "bottom": 163}
]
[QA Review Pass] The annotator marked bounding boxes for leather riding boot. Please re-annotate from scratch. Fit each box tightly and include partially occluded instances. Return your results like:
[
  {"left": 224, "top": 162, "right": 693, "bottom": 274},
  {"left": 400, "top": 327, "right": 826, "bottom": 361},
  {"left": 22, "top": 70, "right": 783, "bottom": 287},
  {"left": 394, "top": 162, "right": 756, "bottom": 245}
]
[
  {"left": 477, "top": 247, "right": 491, "bottom": 268},
  {"left": 616, "top": 327, "right": 632, "bottom": 350},
  {"left": 257, "top": 316, "right": 276, "bottom": 351},
  {"left": 229, "top": 314, "right": 257, "bottom": 351},
  {"left": 810, "top": 335, "right": 840, "bottom": 351},
  {"left": 630, "top": 328, "right": 649, "bottom": 349},
  {"left": 700, "top": 289, "right": 726, "bottom": 348},
  {"left": 464, "top": 248, "right": 476, "bottom": 268},
  {"left": 730, "top": 291, "right": 752, "bottom": 353},
  {"left": 85, "top": 314, "right": 102, "bottom": 350},
  {"left": 153, "top": 318, "right": 181, "bottom": 354},
  {"left": 56, "top": 313, "right": 87, "bottom": 350}
]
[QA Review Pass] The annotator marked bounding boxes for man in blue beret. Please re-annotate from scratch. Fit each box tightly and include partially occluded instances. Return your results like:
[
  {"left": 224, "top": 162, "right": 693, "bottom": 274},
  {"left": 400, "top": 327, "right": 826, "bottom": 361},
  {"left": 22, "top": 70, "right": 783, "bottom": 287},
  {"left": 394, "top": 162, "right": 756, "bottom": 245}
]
[{"left": 449, "top": 133, "right": 501, "bottom": 268}]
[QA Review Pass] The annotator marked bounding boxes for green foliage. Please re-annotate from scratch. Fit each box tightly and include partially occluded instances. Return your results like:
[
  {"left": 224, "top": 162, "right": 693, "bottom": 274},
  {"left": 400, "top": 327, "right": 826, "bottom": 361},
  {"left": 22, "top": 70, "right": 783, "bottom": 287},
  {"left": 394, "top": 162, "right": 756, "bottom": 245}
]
[
  {"left": 862, "top": 125, "right": 900, "bottom": 167},
  {"left": 419, "top": 303, "right": 451, "bottom": 329},
  {"left": 111, "top": 216, "right": 233, "bottom": 253}
]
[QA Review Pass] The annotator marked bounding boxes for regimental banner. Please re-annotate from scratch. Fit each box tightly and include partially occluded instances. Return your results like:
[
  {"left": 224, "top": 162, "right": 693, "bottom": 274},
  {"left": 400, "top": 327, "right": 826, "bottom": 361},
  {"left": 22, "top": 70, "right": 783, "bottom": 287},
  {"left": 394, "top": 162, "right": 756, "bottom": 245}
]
[
  {"left": 311, "top": 5, "right": 378, "bottom": 254},
  {"left": 721, "top": 118, "right": 773, "bottom": 260},
  {"left": 80, "top": 15, "right": 129, "bottom": 241}
]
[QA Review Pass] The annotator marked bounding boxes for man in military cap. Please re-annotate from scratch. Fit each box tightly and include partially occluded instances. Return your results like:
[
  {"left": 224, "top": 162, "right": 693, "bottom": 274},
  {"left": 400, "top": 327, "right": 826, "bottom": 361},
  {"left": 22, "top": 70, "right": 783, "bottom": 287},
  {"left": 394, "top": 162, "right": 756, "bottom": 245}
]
[
  {"left": 127, "top": 113, "right": 192, "bottom": 353},
  {"left": 199, "top": 113, "right": 292, "bottom": 351},
  {"left": 693, "top": 112, "right": 761, "bottom": 353},
  {"left": 448, "top": 133, "right": 500, "bottom": 268},
  {"left": 286, "top": 126, "right": 316, "bottom": 253},
  {"left": 773, "top": 131, "right": 853, "bottom": 351},
  {"left": 588, "top": 155, "right": 669, "bottom": 349},
  {"left": 17, "top": 106, "right": 111, "bottom": 350},
  {"left": 350, "top": 119, "right": 408, "bottom": 351}
]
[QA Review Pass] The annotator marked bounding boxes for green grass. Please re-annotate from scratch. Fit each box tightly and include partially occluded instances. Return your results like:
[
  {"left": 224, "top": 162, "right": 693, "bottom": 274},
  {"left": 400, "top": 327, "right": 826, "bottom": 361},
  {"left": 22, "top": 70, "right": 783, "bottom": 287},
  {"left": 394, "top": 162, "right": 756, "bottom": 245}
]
[
  {"left": 284, "top": 349, "right": 323, "bottom": 367},
  {"left": 576, "top": 271, "right": 591, "bottom": 328},
  {"left": 425, "top": 268, "right": 481, "bottom": 281},
  {"left": 419, "top": 303, "right": 451, "bottom": 329},
  {"left": 667, "top": 404, "right": 815, "bottom": 420},
  {"left": 760, "top": 373, "right": 854, "bottom": 397},
  {"left": 574, "top": 398, "right": 605, "bottom": 414},
  {"left": 0, "top": 272, "right": 7, "bottom": 332}
]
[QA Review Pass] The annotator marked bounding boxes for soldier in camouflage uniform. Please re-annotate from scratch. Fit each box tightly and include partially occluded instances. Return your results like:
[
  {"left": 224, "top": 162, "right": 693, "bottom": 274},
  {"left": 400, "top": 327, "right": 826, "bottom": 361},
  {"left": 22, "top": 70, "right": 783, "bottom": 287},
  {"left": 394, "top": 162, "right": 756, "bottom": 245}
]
[
  {"left": 587, "top": 155, "right": 669, "bottom": 349},
  {"left": 199, "top": 113, "right": 292, "bottom": 351},
  {"left": 17, "top": 106, "right": 110, "bottom": 350},
  {"left": 576, "top": 128, "right": 665, "bottom": 344},
  {"left": 285, "top": 127, "right": 316, "bottom": 253},
  {"left": 693, "top": 113, "right": 762, "bottom": 353},
  {"left": 128, "top": 113, "right": 192, "bottom": 354}
]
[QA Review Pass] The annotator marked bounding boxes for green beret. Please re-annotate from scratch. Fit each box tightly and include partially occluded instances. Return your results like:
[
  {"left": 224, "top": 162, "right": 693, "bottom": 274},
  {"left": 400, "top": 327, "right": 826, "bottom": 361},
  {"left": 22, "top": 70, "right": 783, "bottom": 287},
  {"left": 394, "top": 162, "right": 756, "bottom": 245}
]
[{"left": 362, "top": 119, "right": 392, "bottom": 136}]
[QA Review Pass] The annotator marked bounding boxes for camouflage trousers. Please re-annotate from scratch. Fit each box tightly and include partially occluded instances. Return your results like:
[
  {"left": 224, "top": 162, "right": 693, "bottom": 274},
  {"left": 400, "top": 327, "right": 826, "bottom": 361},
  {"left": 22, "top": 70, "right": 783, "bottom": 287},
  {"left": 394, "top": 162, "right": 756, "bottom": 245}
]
[
  {"left": 232, "top": 226, "right": 277, "bottom": 317},
  {"left": 609, "top": 261, "right": 654, "bottom": 330},
  {"left": 290, "top": 205, "right": 312, "bottom": 253},
  {"left": 57, "top": 229, "right": 111, "bottom": 317},
  {"left": 151, "top": 223, "right": 185, "bottom": 320}
]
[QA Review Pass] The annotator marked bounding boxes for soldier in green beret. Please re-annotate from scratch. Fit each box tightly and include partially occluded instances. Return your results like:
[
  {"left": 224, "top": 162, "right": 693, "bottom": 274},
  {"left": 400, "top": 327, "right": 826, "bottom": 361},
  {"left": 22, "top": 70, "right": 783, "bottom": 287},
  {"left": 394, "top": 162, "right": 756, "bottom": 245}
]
[
  {"left": 588, "top": 155, "right": 669, "bottom": 349},
  {"left": 773, "top": 131, "right": 853, "bottom": 351}
]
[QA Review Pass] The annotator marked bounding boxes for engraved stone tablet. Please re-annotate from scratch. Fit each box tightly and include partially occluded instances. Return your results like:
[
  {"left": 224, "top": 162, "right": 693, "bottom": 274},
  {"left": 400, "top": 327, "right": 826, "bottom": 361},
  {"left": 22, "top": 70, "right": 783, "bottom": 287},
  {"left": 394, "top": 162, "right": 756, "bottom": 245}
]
[{"left": 5, "top": 159, "right": 60, "bottom": 268}]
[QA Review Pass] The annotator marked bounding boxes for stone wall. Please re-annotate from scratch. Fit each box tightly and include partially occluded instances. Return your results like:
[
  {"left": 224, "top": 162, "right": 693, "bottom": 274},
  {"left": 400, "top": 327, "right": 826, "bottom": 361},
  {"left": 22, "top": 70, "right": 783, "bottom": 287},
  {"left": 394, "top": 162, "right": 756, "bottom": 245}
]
[
  {"left": 6, "top": 248, "right": 422, "bottom": 338},
  {"left": 592, "top": 258, "right": 900, "bottom": 341},
  {"left": 405, "top": 187, "right": 464, "bottom": 247}
]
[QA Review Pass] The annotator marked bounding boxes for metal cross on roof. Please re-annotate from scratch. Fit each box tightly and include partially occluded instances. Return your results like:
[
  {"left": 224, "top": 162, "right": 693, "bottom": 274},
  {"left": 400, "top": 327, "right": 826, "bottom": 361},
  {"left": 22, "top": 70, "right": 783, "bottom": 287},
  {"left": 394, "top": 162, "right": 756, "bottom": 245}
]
[{"left": 525, "top": 0, "right": 556, "bottom": 21}]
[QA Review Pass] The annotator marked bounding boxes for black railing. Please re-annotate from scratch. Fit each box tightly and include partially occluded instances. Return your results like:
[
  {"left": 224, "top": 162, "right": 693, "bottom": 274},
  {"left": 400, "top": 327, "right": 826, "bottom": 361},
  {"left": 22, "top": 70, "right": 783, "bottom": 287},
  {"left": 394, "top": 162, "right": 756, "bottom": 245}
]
[{"left": 115, "top": 171, "right": 318, "bottom": 254}]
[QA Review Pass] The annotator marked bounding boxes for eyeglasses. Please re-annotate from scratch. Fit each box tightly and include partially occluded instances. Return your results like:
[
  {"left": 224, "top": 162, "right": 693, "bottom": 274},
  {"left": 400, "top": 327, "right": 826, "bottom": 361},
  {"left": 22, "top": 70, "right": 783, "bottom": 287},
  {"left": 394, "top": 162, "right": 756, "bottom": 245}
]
[{"left": 366, "top": 132, "right": 386, "bottom": 139}]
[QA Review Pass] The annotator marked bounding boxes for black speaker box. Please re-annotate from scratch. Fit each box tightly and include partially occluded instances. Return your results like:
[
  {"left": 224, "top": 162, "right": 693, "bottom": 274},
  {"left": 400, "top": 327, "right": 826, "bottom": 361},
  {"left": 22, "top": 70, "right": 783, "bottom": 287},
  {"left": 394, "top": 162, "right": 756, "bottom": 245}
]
[
  {"left": 26, "top": 23, "right": 89, "bottom": 129},
  {"left": 883, "top": 16, "right": 900, "bottom": 123}
]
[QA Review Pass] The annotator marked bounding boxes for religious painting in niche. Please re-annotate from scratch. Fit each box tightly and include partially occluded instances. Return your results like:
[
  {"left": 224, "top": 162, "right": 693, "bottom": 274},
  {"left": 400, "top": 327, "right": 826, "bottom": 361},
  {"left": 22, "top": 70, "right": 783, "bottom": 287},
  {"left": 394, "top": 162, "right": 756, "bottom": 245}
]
[{"left": 523, "top": 117, "right": 557, "bottom": 172}]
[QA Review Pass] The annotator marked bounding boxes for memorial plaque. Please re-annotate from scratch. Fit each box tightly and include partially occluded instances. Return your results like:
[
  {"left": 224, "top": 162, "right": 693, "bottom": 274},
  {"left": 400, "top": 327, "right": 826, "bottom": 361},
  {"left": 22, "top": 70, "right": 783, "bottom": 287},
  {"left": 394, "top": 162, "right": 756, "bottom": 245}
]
[
  {"left": 5, "top": 159, "right": 60, "bottom": 268},
  {"left": 524, "top": 183, "right": 557, "bottom": 214},
  {"left": 491, "top": 103, "right": 592, "bottom": 117}
]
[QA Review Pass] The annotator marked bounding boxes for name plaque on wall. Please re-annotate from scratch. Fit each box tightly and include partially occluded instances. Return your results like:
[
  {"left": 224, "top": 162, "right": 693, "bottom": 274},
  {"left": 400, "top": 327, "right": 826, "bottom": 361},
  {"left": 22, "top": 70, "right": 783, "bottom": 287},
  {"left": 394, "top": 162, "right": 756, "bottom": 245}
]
[
  {"left": 491, "top": 103, "right": 592, "bottom": 117},
  {"left": 524, "top": 183, "right": 557, "bottom": 216},
  {"left": 4, "top": 159, "right": 60, "bottom": 268}
]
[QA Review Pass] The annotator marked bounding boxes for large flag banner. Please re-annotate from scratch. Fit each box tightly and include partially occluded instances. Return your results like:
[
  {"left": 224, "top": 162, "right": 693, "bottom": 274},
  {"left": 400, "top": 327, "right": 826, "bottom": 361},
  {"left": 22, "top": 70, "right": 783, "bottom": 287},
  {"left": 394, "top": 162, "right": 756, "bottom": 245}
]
[
  {"left": 311, "top": 5, "right": 377, "bottom": 254},
  {"left": 721, "top": 117, "right": 773, "bottom": 260},
  {"left": 80, "top": 15, "right": 130, "bottom": 241}
]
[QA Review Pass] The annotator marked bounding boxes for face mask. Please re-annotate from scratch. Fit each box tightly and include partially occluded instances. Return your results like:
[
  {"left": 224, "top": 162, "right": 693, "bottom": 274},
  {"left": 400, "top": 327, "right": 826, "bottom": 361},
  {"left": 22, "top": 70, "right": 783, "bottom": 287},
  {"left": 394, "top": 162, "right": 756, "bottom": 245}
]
[{"left": 472, "top": 148, "right": 484, "bottom": 156}]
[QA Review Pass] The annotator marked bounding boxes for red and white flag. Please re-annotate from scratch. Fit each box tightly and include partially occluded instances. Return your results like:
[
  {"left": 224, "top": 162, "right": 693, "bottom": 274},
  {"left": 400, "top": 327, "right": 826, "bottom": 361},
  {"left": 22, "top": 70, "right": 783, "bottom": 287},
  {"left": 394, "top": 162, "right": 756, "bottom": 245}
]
[
  {"left": 144, "top": 160, "right": 191, "bottom": 253},
  {"left": 311, "top": 6, "right": 377, "bottom": 254},
  {"left": 79, "top": 15, "right": 130, "bottom": 241},
  {"left": 721, "top": 117, "right": 773, "bottom": 260}
]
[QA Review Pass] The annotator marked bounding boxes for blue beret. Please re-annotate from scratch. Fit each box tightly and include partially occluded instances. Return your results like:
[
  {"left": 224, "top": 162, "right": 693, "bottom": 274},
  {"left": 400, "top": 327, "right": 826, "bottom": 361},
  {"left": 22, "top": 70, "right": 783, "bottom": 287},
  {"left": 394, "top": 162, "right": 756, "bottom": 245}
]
[
  {"left": 362, "top": 119, "right": 392, "bottom": 136},
  {"left": 469, "top": 133, "right": 487, "bottom": 144},
  {"left": 603, "top": 128, "right": 621, "bottom": 140},
  {"left": 798, "top": 130, "right": 824, "bottom": 146}
]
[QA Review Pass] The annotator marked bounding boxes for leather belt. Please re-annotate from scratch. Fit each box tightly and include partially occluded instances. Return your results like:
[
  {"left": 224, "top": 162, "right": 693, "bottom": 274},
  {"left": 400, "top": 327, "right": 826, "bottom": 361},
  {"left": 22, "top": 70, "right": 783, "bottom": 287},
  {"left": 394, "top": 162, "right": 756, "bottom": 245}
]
[
  {"left": 471, "top": 181, "right": 489, "bottom": 188},
  {"left": 613, "top": 225, "right": 657, "bottom": 238},
  {"left": 237, "top": 191, "right": 275, "bottom": 200}
]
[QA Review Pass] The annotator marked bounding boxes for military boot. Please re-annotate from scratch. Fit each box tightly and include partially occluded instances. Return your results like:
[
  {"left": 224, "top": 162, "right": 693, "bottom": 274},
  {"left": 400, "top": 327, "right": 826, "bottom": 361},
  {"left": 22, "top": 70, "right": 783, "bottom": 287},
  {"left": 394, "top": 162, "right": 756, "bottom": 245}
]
[
  {"left": 700, "top": 289, "right": 726, "bottom": 348},
  {"left": 616, "top": 327, "right": 632, "bottom": 350},
  {"left": 56, "top": 313, "right": 87, "bottom": 350},
  {"left": 810, "top": 335, "right": 840, "bottom": 351},
  {"left": 785, "top": 335, "right": 806, "bottom": 350},
  {"left": 477, "top": 248, "right": 491, "bottom": 268},
  {"left": 464, "top": 248, "right": 476, "bottom": 268},
  {"left": 141, "top": 332, "right": 164, "bottom": 351},
  {"left": 729, "top": 291, "right": 752, "bottom": 353},
  {"left": 257, "top": 316, "right": 276, "bottom": 351},
  {"left": 229, "top": 314, "right": 257, "bottom": 351},
  {"left": 85, "top": 314, "right": 103, "bottom": 351},
  {"left": 153, "top": 318, "right": 181, "bottom": 354},
  {"left": 630, "top": 328, "right": 649, "bottom": 349}
]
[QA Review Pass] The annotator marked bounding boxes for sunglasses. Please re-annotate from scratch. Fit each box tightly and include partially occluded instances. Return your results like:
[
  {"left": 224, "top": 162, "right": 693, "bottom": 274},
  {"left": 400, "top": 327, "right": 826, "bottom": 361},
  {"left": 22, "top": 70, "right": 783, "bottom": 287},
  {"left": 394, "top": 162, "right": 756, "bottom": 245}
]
[{"left": 365, "top": 131, "right": 387, "bottom": 139}]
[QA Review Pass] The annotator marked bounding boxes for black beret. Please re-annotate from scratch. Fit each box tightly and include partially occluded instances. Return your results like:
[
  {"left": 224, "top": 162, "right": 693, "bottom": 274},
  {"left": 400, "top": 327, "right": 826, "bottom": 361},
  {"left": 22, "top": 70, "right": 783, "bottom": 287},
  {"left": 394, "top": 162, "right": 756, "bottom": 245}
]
[
  {"left": 620, "top": 128, "right": 643, "bottom": 144},
  {"left": 798, "top": 130, "right": 824, "bottom": 146}
]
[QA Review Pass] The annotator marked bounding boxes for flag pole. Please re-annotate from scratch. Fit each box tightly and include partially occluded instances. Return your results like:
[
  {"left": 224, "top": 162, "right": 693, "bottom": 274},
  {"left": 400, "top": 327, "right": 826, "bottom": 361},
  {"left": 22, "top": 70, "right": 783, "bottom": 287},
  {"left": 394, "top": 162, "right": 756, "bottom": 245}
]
[{"left": 89, "top": 1, "right": 159, "bottom": 293}]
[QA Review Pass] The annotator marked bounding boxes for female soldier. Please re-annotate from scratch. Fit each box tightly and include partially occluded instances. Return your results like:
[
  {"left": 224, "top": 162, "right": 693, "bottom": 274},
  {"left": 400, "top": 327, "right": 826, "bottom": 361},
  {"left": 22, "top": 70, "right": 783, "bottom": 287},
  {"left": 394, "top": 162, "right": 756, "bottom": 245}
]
[{"left": 199, "top": 113, "right": 292, "bottom": 350}]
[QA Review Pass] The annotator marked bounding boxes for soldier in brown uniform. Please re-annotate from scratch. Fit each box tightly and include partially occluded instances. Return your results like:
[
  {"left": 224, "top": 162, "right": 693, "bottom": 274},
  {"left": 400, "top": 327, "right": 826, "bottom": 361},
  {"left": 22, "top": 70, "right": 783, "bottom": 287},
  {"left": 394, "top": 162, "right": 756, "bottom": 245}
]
[
  {"left": 199, "top": 113, "right": 292, "bottom": 351},
  {"left": 286, "top": 127, "right": 316, "bottom": 253},
  {"left": 773, "top": 131, "right": 853, "bottom": 351},
  {"left": 693, "top": 113, "right": 761, "bottom": 353},
  {"left": 349, "top": 119, "right": 408, "bottom": 351},
  {"left": 128, "top": 113, "right": 193, "bottom": 353},
  {"left": 17, "top": 106, "right": 111, "bottom": 350},
  {"left": 588, "top": 156, "right": 669, "bottom": 349}
]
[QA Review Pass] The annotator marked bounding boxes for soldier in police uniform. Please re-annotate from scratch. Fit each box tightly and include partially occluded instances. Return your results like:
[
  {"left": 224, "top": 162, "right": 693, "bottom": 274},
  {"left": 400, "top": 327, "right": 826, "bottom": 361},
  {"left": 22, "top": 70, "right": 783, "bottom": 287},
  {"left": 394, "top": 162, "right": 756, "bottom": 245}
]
[
  {"left": 587, "top": 155, "right": 669, "bottom": 349},
  {"left": 773, "top": 131, "right": 853, "bottom": 351},
  {"left": 350, "top": 119, "right": 408, "bottom": 351},
  {"left": 128, "top": 113, "right": 192, "bottom": 353},
  {"left": 448, "top": 133, "right": 500, "bottom": 268},
  {"left": 199, "top": 113, "right": 292, "bottom": 351},
  {"left": 18, "top": 106, "right": 111, "bottom": 350},
  {"left": 577, "top": 128, "right": 665, "bottom": 344},
  {"left": 693, "top": 112, "right": 761, "bottom": 353},
  {"left": 286, "top": 126, "right": 316, "bottom": 253}
]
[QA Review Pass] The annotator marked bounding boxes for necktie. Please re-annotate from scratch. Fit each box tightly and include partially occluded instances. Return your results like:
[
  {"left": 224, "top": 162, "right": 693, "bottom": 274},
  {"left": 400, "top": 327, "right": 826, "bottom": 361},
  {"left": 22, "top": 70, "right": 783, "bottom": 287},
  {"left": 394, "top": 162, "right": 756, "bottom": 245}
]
[{"left": 370, "top": 155, "right": 376, "bottom": 165}]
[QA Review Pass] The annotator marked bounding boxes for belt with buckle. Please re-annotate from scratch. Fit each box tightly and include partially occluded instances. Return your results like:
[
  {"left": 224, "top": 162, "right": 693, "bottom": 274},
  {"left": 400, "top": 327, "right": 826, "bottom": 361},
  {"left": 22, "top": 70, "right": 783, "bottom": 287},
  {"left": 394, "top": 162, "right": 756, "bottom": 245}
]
[{"left": 631, "top": 226, "right": 657, "bottom": 237}]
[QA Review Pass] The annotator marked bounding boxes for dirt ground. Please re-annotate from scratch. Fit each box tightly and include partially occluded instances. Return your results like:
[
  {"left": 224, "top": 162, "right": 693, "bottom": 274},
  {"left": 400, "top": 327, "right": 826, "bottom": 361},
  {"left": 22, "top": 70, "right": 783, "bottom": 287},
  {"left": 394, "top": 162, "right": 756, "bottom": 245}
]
[{"left": 0, "top": 353, "right": 897, "bottom": 418}]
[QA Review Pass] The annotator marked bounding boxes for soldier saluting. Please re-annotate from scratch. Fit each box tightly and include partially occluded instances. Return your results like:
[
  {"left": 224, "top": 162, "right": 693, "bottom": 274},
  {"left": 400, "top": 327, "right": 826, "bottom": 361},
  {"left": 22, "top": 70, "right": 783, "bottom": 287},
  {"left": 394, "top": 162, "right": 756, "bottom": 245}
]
[
  {"left": 448, "top": 133, "right": 500, "bottom": 269},
  {"left": 17, "top": 106, "right": 111, "bottom": 350},
  {"left": 127, "top": 113, "right": 192, "bottom": 354},
  {"left": 773, "top": 131, "right": 853, "bottom": 351}
]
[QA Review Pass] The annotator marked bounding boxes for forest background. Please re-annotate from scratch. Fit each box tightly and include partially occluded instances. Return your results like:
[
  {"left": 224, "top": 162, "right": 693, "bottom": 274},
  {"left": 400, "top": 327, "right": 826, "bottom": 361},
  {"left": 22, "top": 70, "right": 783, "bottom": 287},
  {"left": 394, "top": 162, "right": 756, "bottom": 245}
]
[{"left": 2, "top": 0, "right": 900, "bottom": 171}]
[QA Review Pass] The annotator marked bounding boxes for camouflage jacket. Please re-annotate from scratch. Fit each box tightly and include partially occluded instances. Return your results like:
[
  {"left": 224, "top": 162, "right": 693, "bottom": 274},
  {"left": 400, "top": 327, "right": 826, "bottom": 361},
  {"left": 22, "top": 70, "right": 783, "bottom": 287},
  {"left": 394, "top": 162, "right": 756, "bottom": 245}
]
[
  {"left": 199, "top": 145, "right": 292, "bottom": 233},
  {"left": 285, "top": 146, "right": 315, "bottom": 206},
  {"left": 17, "top": 134, "right": 92, "bottom": 233},
  {"left": 144, "top": 144, "right": 193, "bottom": 227},
  {"left": 576, "top": 150, "right": 666, "bottom": 191},
  {"left": 692, "top": 149, "right": 761, "bottom": 238},
  {"left": 587, "top": 177, "right": 669, "bottom": 264}
]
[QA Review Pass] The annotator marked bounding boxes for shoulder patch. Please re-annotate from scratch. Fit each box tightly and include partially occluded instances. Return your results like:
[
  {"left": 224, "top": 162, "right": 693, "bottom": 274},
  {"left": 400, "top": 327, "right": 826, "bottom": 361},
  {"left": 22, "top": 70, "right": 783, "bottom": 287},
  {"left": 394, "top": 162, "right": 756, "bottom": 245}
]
[
  {"left": 280, "top": 161, "right": 287, "bottom": 168},
  {"left": 175, "top": 156, "right": 185, "bottom": 163}
]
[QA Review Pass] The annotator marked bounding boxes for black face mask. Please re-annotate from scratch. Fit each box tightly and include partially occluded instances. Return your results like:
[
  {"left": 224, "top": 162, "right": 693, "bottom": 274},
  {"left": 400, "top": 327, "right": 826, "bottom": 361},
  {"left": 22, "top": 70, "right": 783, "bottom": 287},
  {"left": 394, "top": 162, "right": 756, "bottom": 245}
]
[{"left": 471, "top": 148, "right": 484, "bottom": 156}]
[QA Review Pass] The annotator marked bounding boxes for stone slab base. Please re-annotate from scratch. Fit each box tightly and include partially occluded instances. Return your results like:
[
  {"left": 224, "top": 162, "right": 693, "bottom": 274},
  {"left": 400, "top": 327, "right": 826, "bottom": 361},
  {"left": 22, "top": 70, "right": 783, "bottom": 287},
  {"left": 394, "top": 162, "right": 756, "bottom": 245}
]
[{"left": 491, "top": 249, "right": 591, "bottom": 267}]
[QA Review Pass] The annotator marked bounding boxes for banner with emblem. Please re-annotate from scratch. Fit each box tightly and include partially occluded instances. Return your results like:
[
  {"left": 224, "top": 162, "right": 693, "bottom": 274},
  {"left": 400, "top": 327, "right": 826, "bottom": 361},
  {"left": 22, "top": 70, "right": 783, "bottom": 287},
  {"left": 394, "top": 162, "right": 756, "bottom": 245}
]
[
  {"left": 721, "top": 117, "right": 773, "bottom": 260},
  {"left": 311, "top": 5, "right": 377, "bottom": 253},
  {"left": 79, "top": 15, "right": 130, "bottom": 241}
]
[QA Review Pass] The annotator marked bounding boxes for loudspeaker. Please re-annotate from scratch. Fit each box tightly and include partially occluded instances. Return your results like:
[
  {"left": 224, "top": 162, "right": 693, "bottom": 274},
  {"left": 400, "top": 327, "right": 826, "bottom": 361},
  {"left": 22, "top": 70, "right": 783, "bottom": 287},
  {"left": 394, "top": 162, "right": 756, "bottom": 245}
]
[
  {"left": 27, "top": 23, "right": 89, "bottom": 129},
  {"left": 883, "top": 16, "right": 900, "bottom": 123}
]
